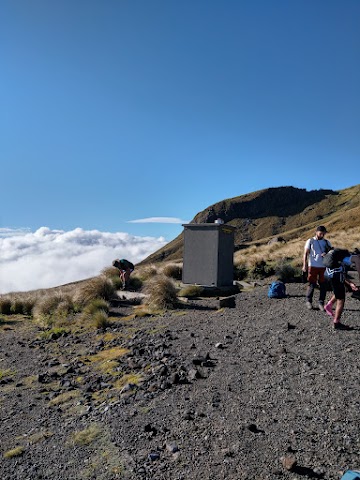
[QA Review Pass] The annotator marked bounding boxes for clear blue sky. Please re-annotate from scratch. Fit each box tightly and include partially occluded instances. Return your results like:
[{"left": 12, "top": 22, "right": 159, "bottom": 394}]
[{"left": 2, "top": 0, "right": 360, "bottom": 242}]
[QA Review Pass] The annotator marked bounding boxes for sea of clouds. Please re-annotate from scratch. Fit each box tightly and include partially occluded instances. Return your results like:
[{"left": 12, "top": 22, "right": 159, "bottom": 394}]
[{"left": 0, "top": 227, "right": 167, "bottom": 294}]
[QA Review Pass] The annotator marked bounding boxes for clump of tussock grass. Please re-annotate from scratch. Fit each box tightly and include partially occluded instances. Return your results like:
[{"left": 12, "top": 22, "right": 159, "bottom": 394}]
[
  {"left": 92, "top": 310, "right": 111, "bottom": 330},
  {"left": 73, "top": 276, "right": 115, "bottom": 306},
  {"left": 162, "top": 263, "right": 183, "bottom": 280},
  {"left": 178, "top": 285, "right": 204, "bottom": 298},
  {"left": 101, "top": 266, "right": 120, "bottom": 278},
  {"left": 136, "top": 264, "right": 159, "bottom": 281},
  {"left": 274, "top": 260, "right": 299, "bottom": 283},
  {"left": 143, "top": 274, "right": 179, "bottom": 310},
  {"left": 0, "top": 297, "right": 12, "bottom": 315},
  {"left": 127, "top": 276, "right": 143, "bottom": 291},
  {"left": 110, "top": 275, "right": 123, "bottom": 290},
  {"left": 32, "top": 293, "right": 74, "bottom": 325},
  {"left": 83, "top": 299, "right": 110, "bottom": 316}
]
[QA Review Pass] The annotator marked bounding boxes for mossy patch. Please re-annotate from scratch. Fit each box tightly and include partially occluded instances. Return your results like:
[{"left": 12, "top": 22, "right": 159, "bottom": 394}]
[
  {"left": 4, "top": 446, "right": 24, "bottom": 458},
  {"left": 49, "top": 390, "right": 80, "bottom": 406}
]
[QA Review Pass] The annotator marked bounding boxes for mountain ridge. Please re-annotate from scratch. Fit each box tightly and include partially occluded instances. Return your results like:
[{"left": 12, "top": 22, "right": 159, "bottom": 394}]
[{"left": 140, "top": 184, "right": 360, "bottom": 264}]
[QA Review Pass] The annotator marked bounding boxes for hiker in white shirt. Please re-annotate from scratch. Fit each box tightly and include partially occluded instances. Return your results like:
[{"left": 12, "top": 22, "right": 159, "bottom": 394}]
[{"left": 302, "top": 225, "right": 332, "bottom": 311}]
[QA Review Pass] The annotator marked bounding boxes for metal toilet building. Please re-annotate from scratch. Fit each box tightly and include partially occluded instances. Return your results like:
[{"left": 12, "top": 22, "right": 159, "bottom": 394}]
[{"left": 182, "top": 222, "right": 235, "bottom": 287}]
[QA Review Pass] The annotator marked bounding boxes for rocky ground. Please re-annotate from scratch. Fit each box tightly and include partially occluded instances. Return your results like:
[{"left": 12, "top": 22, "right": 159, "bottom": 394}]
[{"left": 1, "top": 277, "right": 360, "bottom": 480}]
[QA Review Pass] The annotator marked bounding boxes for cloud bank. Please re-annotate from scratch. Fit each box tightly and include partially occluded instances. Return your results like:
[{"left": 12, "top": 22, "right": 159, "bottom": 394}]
[
  {"left": 0, "top": 227, "right": 167, "bottom": 294},
  {"left": 128, "top": 217, "right": 189, "bottom": 224}
]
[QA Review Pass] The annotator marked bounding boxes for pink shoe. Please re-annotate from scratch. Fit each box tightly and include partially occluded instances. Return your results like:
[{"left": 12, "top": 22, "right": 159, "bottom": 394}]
[{"left": 324, "top": 303, "right": 334, "bottom": 318}]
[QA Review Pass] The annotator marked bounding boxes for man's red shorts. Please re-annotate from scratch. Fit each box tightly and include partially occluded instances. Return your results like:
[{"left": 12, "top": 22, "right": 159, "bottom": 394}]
[{"left": 308, "top": 266, "right": 326, "bottom": 284}]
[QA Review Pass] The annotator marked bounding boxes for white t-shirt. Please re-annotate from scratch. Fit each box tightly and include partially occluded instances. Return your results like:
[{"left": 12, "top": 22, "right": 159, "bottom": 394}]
[{"left": 305, "top": 237, "right": 332, "bottom": 268}]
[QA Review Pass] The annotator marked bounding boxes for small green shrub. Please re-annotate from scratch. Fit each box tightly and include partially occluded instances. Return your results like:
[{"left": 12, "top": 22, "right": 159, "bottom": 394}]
[
  {"left": 143, "top": 274, "right": 178, "bottom": 310},
  {"left": 162, "top": 263, "right": 183, "bottom": 280}
]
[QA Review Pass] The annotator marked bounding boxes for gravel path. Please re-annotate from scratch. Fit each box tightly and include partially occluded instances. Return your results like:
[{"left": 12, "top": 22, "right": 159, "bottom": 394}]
[{"left": 1, "top": 279, "right": 360, "bottom": 480}]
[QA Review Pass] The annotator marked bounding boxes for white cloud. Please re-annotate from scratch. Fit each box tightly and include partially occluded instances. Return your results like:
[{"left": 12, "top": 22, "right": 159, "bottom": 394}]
[
  {"left": 0, "top": 227, "right": 167, "bottom": 294},
  {"left": 128, "top": 217, "right": 189, "bottom": 224}
]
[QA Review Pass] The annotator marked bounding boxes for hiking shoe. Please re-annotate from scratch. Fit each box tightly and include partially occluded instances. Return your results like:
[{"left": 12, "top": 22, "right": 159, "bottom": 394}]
[
  {"left": 318, "top": 302, "right": 325, "bottom": 311},
  {"left": 333, "top": 322, "right": 352, "bottom": 331},
  {"left": 325, "top": 303, "right": 334, "bottom": 317},
  {"left": 306, "top": 301, "right": 312, "bottom": 310}
]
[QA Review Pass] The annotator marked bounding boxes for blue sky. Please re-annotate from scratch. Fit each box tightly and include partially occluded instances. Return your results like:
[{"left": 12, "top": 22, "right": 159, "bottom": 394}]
[{"left": 1, "top": 1, "right": 360, "bottom": 292}]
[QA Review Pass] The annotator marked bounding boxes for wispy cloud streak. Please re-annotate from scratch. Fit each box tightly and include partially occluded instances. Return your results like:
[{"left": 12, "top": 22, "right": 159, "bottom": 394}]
[{"left": 128, "top": 217, "right": 189, "bottom": 224}]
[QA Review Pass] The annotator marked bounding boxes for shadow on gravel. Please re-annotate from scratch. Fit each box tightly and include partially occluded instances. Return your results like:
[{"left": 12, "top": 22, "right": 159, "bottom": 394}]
[{"left": 292, "top": 465, "right": 324, "bottom": 478}]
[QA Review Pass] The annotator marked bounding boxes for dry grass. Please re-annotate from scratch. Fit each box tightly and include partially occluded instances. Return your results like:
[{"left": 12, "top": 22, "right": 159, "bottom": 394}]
[
  {"left": 32, "top": 293, "right": 74, "bottom": 326},
  {"left": 162, "top": 263, "right": 183, "bottom": 280},
  {"left": 178, "top": 285, "right": 204, "bottom": 298},
  {"left": 83, "top": 299, "right": 110, "bottom": 316},
  {"left": 72, "top": 424, "right": 102, "bottom": 446},
  {"left": 143, "top": 274, "right": 179, "bottom": 310},
  {"left": 73, "top": 276, "right": 115, "bottom": 306},
  {"left": 234, "top": 226, "right": 360, "bottom": 275},
  {"left": 92, "top": 310, "right": 111, "bottom": 330},
  {"left": 101, "top": 266, "right": 120, "bottom": 278},
  {"left": 135, "top": 264, "right": 159, "bottom": 281},
  {"left": 3, "top": 446, "right": 24, "bottom": 458}
]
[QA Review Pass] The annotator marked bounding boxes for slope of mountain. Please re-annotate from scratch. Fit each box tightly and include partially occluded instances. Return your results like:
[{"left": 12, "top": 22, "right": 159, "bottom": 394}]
[{"left": 140, "top": 184, "right": 360, "bottom": 264}]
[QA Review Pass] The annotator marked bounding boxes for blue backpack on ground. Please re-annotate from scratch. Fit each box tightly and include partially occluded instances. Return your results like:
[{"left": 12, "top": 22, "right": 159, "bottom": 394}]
[{"left": 268, "top": 281, "right": 286, "bottom": 299}]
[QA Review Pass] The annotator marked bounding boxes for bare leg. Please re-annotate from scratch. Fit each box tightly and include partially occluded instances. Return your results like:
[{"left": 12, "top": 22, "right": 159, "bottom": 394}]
[{"left": 334, "top": 299, "right": 345, "bottom": 323}]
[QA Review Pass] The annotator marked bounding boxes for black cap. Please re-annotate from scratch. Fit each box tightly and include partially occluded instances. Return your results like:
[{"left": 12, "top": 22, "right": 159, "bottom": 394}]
[{"left": 316, "top": 225, "right": 327, "bottom": 233}]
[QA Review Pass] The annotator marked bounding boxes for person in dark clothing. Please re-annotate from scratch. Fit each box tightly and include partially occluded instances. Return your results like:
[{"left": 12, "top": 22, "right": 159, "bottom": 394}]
[
  {"left": 112, "top": 259, "right": 134, "bottom": 290},
  {"left": 324, "top": 253, "right": 359, "bottom": 330}
]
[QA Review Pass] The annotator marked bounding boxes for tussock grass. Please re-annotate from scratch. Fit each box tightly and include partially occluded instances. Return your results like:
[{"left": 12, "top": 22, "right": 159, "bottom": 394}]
[
  {"left": 83, "top": 299, "right": 110, "bottom": 316},
  {"left": 0, "top": 298, "right": 11, "bottom": 314},
  {"left": 73, "top": 276, "right": 115, "bottom": 306},
  {"left": 178, "top": 285, "right": 204, "bottom": 298},
  {"left": 135, "top": 264, "right": 158, "bottom": 281},
  {"left": 32, "top": 293, "right": 74, "bottom": 326},
  {"left": 162, "top": 263, "right": 183, "bottom": 280},
  {"left": 92, "top": 310, "right": 111, "bottom": 330},
  {"left": 101, "top": 266, "right": 120, "bottom": 278},
  {"left": 143, "top": 274, "right": 179, "bottom": 310}
]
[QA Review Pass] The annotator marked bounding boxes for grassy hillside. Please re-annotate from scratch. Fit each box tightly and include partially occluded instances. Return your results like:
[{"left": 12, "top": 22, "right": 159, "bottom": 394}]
[{"left": 140, "top": 184, "right": 360, "bottom": 265}]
